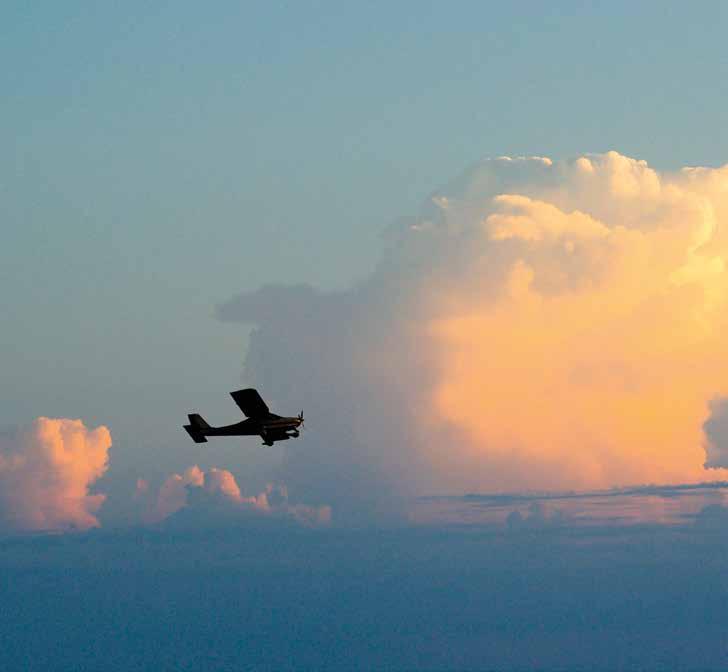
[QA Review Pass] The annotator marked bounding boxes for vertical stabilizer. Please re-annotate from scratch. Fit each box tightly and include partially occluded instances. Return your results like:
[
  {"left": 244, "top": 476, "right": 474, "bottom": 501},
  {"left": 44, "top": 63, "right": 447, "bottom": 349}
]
[{"left": 184, "top": 413, "right": 209, "bottom": 443}]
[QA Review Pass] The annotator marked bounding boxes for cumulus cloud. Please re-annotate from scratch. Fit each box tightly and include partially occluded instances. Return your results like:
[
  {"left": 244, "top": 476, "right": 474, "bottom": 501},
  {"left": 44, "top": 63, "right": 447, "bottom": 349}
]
[
  {"left": 142, "top": 465, "right": 330, "bottom": 527},
  {"left": 704, "top": 397, "right": 728, "bottom": 468},
  {"left": 219, "top": 152, "right": 728, "bottom": 518},
  {"left": 0, "top": 418, "right": 111, "bottom": 532}
]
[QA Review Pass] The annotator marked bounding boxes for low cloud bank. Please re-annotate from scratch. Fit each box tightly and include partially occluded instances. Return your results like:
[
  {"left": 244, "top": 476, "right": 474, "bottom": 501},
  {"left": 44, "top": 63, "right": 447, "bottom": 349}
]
[
  {"left": 416, "top": 483, "right": 728, "bottom": 528},
  {"left": 220, "top": 152, "right": 728, "bottom": 518},
  {"left": 0, "top": 418, "right": 110, "bottom": 532}
]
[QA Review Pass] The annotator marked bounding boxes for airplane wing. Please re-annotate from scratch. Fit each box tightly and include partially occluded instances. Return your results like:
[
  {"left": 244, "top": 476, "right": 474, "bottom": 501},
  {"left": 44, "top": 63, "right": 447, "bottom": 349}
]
[{"left": 230, "top": 388, "right": 270, "bottom": 419}]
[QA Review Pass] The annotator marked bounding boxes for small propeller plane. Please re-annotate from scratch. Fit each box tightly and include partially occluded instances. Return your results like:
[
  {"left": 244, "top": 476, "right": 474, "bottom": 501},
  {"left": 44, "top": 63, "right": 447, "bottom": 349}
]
[{"left": 184, "top": 388, "right": 304, "bottom": 447}]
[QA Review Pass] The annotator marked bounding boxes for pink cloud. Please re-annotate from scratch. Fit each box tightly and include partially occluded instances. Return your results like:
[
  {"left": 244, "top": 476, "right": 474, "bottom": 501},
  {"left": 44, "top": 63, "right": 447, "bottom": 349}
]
[
  {"left": 143, "top": 465, "right": 330, "bottom": 527},
  {"left": 0, "top": 418, "right": 111, "bottom": 532}
]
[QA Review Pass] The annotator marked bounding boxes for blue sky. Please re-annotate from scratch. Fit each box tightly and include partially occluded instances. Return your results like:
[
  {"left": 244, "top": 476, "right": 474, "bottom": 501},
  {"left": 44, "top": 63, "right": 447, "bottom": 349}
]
[{"left": 4, "top": 2, "right": 728, "bottom": 481}]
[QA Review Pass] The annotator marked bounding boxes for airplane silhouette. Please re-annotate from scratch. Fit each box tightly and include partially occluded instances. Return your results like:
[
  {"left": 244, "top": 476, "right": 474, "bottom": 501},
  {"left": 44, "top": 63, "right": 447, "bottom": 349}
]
[{"left": 184, "top": 388, "right": 303, "bottom": 447}]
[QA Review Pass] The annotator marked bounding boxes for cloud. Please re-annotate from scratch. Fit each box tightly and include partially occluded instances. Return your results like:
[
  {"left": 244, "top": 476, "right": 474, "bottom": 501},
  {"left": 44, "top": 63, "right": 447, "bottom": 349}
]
[
  {"left": 219, "top": 152, "right": 728, "bottom": 518},
  {"left": 416, "top": 483, "right": 728, "bottom": 528},
  {"left": 0, "top": 418, "right": 111, "bottom": 532},
  {"left": 506, "top": 502, "right": 566, "bottom": 530},
  {"left": 704, "top": 397, "right": 728, "bottom": 468},
  {"left": 143, "top": 465, "right": 330, "bottom": 528}
]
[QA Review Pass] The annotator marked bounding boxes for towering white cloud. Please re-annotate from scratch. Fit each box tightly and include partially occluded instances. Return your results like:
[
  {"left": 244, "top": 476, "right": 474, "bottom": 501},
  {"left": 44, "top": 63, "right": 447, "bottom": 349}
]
[
  {"left": 219, "top": 152, "right": 728, "bottom": 518},
  {"left": 0, "top": 418, "right": 111, "bottom": 531}
]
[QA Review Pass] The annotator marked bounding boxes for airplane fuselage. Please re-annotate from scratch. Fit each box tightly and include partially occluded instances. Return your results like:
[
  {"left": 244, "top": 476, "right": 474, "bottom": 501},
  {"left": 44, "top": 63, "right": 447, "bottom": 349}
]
[
  {"left": 184, "top": 388, "right": 304, "bottom": 446},
  {"left": 204, "top": 414, "right": 302, "bottom": 440}
]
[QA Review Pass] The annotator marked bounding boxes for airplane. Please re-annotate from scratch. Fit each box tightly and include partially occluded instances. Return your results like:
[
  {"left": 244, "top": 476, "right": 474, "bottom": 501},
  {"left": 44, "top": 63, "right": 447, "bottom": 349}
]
[{"left": 184, "top": 388, "right": 304, "bottom": 447}]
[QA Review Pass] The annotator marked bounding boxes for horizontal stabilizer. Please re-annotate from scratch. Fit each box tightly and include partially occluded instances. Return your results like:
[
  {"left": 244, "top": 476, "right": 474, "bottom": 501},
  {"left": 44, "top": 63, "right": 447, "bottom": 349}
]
[{"left": 184, "top": 424, "right": 208, "bottom": 443}]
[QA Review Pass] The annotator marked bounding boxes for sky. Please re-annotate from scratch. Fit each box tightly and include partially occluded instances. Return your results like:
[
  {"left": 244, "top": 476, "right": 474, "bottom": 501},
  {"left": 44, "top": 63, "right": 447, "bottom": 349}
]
[
  {"left": 4, "top": 3, "right": 728, "bottom": 669},
  {"left": 4, "top": 2, "right": 728, "bottom": 474}
]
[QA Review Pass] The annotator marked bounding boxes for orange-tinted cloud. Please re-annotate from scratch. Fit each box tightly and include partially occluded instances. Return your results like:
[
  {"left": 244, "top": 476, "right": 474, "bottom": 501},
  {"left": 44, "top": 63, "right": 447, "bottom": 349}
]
[
  {"left": 220, "top": 152, "right": 728, "bottom": 506},
  {"left": 0, "top": 418, "right": 111, "bottom": 531},
  {"left": 418, "top": 153, "right": 728, "bottom": 491}
]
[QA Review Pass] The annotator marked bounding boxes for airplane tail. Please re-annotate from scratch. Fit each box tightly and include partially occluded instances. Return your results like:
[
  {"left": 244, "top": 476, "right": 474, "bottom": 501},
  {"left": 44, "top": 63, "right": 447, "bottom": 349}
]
[
  {"left": 184, "top": 413, "right": 210, "bottom": 443},
  {"left": 188, "top": 413, "right": 210, "bottom": 429}
]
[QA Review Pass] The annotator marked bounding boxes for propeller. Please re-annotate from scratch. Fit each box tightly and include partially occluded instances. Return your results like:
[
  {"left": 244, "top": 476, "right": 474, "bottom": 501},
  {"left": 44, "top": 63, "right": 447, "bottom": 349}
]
[{"left": 298, "top": 410, "right": 305, "bottom": 430}]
